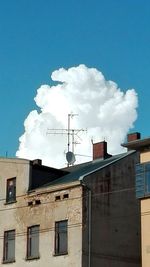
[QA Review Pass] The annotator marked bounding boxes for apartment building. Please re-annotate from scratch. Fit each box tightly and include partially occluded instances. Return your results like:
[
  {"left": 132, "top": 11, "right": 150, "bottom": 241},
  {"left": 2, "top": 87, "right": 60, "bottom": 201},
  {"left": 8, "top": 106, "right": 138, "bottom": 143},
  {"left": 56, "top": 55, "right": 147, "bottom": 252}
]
[
  {"left": 123, "top": 132, "right": 150, "bottom": 267},
  {"left": 0, "top": 140, "right": 141, "bottom": 267}
]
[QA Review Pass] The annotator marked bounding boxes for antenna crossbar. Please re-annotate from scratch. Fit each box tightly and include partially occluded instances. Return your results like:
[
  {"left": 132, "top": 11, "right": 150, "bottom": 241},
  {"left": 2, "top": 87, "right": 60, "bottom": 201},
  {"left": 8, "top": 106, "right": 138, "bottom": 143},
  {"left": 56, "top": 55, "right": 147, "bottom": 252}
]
[{"left": 47, "top": 113, "right": 87, "bottom": 166}]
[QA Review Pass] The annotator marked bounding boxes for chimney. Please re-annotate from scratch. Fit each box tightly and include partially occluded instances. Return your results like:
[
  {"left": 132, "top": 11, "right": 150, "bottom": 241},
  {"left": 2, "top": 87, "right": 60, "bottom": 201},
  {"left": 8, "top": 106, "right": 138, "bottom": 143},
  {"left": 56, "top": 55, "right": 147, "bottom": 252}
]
[
  {"left": 93, "top": 141, "right": 111, "bottom": 160},
  {"left": 127, "top": 132, "right": 141, "bottom": 142},
  {"left": 32, "top": 159, "right": 42, "bottom": 166}
]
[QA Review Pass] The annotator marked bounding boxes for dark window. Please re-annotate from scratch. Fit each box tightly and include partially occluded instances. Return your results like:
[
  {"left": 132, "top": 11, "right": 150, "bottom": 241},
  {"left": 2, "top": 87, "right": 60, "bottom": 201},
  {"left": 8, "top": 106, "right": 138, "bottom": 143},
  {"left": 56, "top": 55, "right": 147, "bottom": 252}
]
[
  {"left": 3, "top": 230, "right": 15, "bottom": 263},
  {"left": 136, "top": 162, "right": 150, "bottom": 198},
  {"left": 55, "top": 220, "right": 68, "bottom": 255},
  {"left": 55, "top": 195, "right": 61, "bottom": 201},
  {"left": 28, "top": 201, "right": 33, "bottom": 206},
  {"left": 63, "top": 194, "right": 69, "bottom": 199},
  {"left": 145, "top": 163, "right": 150, "bottom": 193},
  {"left": 6, "top": 178, "right": 16, "bottom": 203},
  {"left": 27, "top": 225, "right": 40, "bottom": 259},
  {"left": 35, "top": 199, "right": 41, "bottom": 205}
]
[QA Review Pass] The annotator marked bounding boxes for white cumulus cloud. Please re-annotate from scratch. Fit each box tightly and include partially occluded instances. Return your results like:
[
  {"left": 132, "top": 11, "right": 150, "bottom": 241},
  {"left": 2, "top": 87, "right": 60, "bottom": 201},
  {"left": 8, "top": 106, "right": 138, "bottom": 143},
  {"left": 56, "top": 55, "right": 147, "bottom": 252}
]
[{"left": 16, "top": 64, "right": 138, "bottom": 167}]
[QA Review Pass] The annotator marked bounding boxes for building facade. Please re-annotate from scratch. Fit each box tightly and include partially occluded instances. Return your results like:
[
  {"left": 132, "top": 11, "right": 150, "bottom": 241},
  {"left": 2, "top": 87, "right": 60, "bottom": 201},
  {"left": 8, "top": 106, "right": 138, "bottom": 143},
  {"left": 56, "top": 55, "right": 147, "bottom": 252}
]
[
  {"left": 123, "top": 133, "right": 150, "bottom": 267},
  {"left": 0, "top": 140, "right": 141, "bottom": 266}
]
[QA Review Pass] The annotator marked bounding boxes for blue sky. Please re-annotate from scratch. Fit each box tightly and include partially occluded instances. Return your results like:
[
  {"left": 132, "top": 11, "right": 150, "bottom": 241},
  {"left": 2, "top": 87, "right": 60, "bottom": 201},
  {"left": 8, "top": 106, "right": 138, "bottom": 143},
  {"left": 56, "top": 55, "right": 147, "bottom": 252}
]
[{"left": 0, "top": 0, "right": 150, "bottom": 157}]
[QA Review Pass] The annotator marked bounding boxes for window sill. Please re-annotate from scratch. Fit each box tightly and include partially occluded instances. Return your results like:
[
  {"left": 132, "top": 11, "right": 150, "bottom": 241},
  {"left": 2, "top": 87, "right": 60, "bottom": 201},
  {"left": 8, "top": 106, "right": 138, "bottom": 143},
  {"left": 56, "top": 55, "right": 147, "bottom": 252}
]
[
  {"left": 4, "top": 200, "right": 17, "bottom": 205},
  {"left": 25, "top": 256, "right": 40, "bottom": 261},
  {"left": 53, "top": 252, "right": 68, "bottom": 257},
  {"left": 2, "top": 259, "right": 15, "bottom": 264}
]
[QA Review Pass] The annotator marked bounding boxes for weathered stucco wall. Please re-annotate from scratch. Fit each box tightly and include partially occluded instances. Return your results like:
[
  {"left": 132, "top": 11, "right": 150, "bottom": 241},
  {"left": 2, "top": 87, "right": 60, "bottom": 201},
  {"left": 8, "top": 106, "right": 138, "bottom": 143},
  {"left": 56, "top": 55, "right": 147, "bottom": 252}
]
[
  {"left": 0, "top": 158, "right": 83, "bottom": 267},
  {"left": 140, "top": 150, "right": 150, "bottom": 267},
  {"left": 140, "top": 151, "right": 150, "bottom": 163},
  {"left": 0, "top": 158, "right": 30, "bottom": 198},
  {"left": 141, "top": 199, "right": 150, "bottom": 267}
]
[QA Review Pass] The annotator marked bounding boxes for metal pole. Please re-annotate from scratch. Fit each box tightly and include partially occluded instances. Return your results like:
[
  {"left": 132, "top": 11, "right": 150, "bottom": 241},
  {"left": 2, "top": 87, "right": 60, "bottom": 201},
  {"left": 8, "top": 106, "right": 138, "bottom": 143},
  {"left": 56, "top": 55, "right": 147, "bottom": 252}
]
[
  {"left": 72, "top": 129, "right": 74, "bottom": 153},
  {"left": 88, "top": 189, "right": 91, "bottom": 267},
  {"left": 68, "top": 114, "right": 71, "bottom": 153}
]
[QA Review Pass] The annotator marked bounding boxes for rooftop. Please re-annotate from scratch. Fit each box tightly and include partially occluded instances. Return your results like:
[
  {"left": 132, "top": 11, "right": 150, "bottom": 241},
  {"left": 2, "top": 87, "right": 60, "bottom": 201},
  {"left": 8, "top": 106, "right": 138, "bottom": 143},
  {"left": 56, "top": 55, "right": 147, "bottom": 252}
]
[
  {"left": 122, "top": 137, "right": 150, "bottom": 151},
  {"left": 39, "top": 150, "right": 135, "bottom": 189}
]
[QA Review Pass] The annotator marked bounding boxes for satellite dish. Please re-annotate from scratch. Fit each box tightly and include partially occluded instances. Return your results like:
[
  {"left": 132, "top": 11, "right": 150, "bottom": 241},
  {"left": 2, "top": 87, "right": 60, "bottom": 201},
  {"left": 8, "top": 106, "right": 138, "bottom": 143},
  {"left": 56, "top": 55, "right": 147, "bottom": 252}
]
[{"left": 66, "top": 151, "right": 76, "bottom": 164}]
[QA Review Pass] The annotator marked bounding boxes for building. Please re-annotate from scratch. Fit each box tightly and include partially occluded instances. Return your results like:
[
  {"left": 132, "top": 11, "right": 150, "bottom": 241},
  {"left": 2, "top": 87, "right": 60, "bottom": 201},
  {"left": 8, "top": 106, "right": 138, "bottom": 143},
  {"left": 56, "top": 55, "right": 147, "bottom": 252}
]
[
  {"left": 0, "top": 140, "right": 141, "bottom": 266},
  {"left": 123, "top": 132, "right": 150, "bottom": 267}
]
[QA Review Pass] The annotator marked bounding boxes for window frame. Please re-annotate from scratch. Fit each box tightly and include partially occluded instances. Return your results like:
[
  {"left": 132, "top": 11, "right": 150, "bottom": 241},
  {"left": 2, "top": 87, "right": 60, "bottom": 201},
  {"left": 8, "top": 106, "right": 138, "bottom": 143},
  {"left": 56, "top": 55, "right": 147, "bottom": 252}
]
[
  {"left": 6, "top": 177, "right": 16, "bottom": 204},
  {"left": 26, "top": 225, "right": 40, "bottom": 260},
  {"left": 3, "top": 230, "right": 15, "bottom": 263},
  {"left": 55, "top": 220, "right": 68, "bottom": 256}
]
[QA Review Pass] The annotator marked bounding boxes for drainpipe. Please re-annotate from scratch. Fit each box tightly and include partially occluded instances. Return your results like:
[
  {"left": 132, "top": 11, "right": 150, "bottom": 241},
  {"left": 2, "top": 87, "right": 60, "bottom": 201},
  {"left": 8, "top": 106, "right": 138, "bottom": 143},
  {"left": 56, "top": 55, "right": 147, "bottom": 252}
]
[
  {"left": 82, "top": 183, "right": 91, "bottom": 267},
  {"left": 88, "top": 188, "right": 91, "bottom": 267}
]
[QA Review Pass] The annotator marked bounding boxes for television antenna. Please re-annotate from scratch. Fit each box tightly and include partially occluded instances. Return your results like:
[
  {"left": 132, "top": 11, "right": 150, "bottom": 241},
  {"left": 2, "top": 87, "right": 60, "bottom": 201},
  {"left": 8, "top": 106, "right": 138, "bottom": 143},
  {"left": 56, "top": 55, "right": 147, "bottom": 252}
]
[{"left": 47, "top": 113, "right": 86, "bottom": 166}]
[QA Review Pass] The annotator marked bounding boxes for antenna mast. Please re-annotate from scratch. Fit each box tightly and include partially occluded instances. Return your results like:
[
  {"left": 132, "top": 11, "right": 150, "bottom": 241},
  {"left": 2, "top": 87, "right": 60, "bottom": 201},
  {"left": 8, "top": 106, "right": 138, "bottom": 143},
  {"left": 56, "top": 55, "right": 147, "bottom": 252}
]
[
  {"left": 47, "top": 113, "right": 86, "bottom": 166},
  {"left": 67, "top": 113, "right": 78, "bottom": 153}
]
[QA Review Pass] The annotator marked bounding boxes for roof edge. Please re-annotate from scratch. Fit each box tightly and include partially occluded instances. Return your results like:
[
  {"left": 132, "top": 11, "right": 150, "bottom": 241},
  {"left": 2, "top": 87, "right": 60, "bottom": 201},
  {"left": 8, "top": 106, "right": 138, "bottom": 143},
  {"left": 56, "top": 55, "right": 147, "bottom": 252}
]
[
  {"left": 79, "top": 150, "right": 136, "bottom": 181},
  {"left": 28, "top": 180, "right": 81, "bottom": 194}
]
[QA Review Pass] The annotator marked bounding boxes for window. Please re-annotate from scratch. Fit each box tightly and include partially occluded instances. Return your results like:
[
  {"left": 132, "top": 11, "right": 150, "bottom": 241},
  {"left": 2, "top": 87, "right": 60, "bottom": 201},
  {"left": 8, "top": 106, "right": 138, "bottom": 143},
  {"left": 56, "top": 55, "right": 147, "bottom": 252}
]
[
  {"left": 27, "top": 225, "right": 40, "bottom": 259},
  {"left": 55, "top": 195, "right": 61, "bottom": 201},
  {"left": 6, "top": 178, "right": 16, "bottom": 203},
  {"left": 63, "top": 194, "right": 69, "bottom": 199},
  {"left": 136, "top": 162, "right": 150, "bottom": 198},
  {"left": 28, "top": 201, "right": 33, "bottom": 206},
  {"left": 55, "top": 220, "right": 68, "bottom": 255},
  {"left": 3, "top": 230, "right": 15, "bottom": 263},
  {"left": 35, "top": 199, "right": 41, "bottom": 205}
]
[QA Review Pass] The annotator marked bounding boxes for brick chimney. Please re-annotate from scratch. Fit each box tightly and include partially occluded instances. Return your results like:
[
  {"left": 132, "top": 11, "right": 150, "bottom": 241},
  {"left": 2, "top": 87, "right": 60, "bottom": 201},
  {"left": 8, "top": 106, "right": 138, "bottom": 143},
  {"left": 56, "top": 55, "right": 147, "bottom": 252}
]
[
  {"left": 127, "top": 132, "right": 141, "bottom": 142},
  {"left": 93, "top": 141, "right": 111, "bottom": 160}
]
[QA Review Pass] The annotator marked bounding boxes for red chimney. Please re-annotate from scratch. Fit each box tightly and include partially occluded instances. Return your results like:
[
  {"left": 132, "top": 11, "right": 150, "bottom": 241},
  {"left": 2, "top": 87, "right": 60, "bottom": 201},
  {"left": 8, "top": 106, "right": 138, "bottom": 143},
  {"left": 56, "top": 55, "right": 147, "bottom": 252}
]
[
  {"left": 93, "top": 141, "right": 111, "bottom": 160},
  {"left": 127, "top": 132, "right": 141, "bottom": 142}
]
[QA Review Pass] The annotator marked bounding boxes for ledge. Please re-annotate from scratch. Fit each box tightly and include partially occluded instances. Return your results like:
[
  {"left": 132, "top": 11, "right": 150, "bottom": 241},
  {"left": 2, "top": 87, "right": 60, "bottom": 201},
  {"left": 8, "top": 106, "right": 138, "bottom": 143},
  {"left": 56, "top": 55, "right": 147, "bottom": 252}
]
[
  {"left": 53, "top": 252, "right": 68, "bottom": 257},
  {"left": 25, "top": 256, "right": 40, "bottom": 261},
  {"left": 4, "top": 200, "right": 17, "bottom": 205},
  {"left": 2, "top": 259, "right": 15, "bottom": 264}
]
